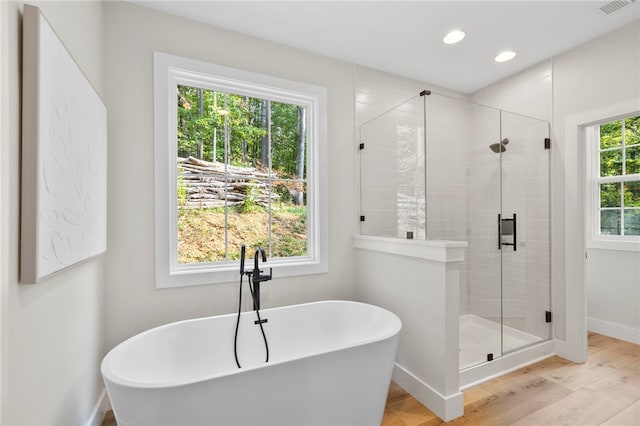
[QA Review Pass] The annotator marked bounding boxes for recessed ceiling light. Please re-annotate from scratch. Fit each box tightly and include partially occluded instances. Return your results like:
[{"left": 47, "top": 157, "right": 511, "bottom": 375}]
[
  {"left": 494, "top": 50, "right": 516, "bottom": 63},
  {"left": 443, "top": 30, "right": 466, "bottom": 45}
]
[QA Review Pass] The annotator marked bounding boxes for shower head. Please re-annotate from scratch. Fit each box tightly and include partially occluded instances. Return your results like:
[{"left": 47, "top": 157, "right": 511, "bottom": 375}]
[
  {"left": 489, "top": 138, "right": 509, "bottom": 153},
  {"left": 489, "top": 143, "right": 506, "bottom": 153}
]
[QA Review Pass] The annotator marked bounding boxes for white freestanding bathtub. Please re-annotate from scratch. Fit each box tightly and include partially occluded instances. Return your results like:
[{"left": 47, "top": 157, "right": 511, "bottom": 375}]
[{"left": 101, "top": 300, "right": 401, "bottom": 426}]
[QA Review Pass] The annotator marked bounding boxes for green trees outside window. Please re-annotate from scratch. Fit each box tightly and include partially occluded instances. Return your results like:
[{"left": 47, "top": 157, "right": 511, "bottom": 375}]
[
  {"left": 598, "top": 116, "right": 640, "bottom": 236},
  {"left": 176, "top": 85, "right": 308, "bottom": 263}
]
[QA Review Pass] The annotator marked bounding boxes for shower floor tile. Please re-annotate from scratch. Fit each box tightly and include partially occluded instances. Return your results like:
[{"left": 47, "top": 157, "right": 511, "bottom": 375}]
[{"left": 460, "top": 314, "right": 542, "bottom": 370}]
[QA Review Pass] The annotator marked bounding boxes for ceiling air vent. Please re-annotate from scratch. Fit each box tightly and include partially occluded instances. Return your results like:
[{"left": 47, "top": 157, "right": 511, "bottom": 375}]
[{"left": 598, "top": 0, "right": 637, "bottom": 15}]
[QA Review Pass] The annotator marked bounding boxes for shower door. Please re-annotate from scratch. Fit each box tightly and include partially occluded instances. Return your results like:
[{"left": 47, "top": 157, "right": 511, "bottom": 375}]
[
  {"left": 464, "top": 106, "right": 551, "bottom": 370},
  {"left": 499, "top": 111, "right": 551, "bottom": 355}
]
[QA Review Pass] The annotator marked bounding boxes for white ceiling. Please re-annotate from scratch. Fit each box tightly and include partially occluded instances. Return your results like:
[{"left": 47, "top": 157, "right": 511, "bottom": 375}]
[{"left": 134, "top": 1, "right": 640, "bottom": 93}]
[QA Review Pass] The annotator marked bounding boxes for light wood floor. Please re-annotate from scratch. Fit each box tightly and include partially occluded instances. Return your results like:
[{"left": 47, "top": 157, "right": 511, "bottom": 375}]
[
  {"left": 103, "top": 332, "right": 639, "bottom": 426},
  {"left": 383, "top": 332, "right": 640, "bottom": 426}
]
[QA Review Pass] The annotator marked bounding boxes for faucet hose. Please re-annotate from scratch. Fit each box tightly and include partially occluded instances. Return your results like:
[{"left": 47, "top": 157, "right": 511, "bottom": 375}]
[
  {"left": 233, "top": 273, "right": 244, "bottom": 369},
  {"left": 233, "top": 263, "right": 270, "bottom": 368}
]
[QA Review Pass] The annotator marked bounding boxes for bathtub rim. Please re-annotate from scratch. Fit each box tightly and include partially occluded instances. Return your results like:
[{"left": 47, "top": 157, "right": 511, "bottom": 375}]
[{"left": 101, "top": 299, "right": 401, "bottom": 389}]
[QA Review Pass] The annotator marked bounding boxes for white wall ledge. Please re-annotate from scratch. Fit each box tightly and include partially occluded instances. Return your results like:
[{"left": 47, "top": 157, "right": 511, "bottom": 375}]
[
  {"left": 353, "top": 235, "right": 468, "bottom": 262},
  {"left": 586, "top": 239, "right": 640, "bottom": 253}
]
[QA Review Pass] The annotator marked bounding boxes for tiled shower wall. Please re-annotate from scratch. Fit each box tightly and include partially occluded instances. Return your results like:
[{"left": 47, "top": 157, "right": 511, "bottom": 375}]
[
  {"left": 465, "top": 104, "right": 503, "bottom": 325},
  {"left": 355, "top": 61, "right": 552, "bottom": 326},
  {"left": 355, "top": 66, "right": 471, "bottom": 314},
  {"left": 500, "top": 114, "right": 551, "bottom": 339},
  {"left": 465, "top": 107, "right": 552, "bottom": 339},
  {"left": 469, "top": 60, "right": 553, "bottom": 339},
  {"left": 424, "top": 94, "right": 471, "bottom": 305},
  {"left": 355, "top": 67, "right": 470, "bottom": 314},
  {"left": 360, "top": 96, "right": 426, "bottom": 238}
]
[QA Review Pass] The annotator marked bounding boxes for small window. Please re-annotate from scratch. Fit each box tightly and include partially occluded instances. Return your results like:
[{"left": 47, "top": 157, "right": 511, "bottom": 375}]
[
  {"left": 154, "top": 53, "right": 328, "bottom": 287},
  {"left": 587, "top": 115, "right": 640, "bottom": 244}
]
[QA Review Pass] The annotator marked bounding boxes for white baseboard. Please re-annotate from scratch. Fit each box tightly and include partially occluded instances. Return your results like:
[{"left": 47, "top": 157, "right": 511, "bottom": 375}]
[
  {"left": 588, "top": 317, "right": 640, "bottom": 345},
  {"left": 392, "top": 363, "right": 464, "bottom": 422},
  {"left": 86, "top": 388, "right": 111, "bottom": 426},
  {"left": 553, "top": 338, "right": 568, "bottom": 359}
]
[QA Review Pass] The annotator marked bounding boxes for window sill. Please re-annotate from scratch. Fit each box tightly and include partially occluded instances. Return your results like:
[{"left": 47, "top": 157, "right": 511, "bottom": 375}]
[
  {"left": 587, "top": 238, "right": 640, "bottom": 252},
  {"left": 156, "top": 257, "right": 328, "bottom": 288}
]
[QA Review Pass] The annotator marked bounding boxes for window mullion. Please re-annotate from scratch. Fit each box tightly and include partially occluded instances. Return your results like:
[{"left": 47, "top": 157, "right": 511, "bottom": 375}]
[
  {"left": 621, "top": 120, "right": 626, "bottom": 236},
  {"left": 267, "top": 101, "right": 273, "bottom": 258},
  {"left": 596, "top": 174, "right": 640, "bottom": 184},
  {"left": 622, "top": 119, "right": 627, "bottom": 176},
  {"left": 620, "top": 182, "right": 625, "bottom": 235},
  {"left": 223, "top": 93, "right": 229, "bottom": 261}
]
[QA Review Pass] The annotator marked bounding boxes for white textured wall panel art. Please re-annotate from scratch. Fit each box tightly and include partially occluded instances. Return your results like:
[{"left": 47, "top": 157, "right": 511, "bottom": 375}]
[{"left": 21, "top": 5, "right": 107, "bottom": 284}]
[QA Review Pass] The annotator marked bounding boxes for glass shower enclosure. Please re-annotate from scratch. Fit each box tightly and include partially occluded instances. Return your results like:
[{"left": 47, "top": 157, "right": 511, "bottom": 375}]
[{"left": 359, "top": 92, "right": 551, "bottom": 370}]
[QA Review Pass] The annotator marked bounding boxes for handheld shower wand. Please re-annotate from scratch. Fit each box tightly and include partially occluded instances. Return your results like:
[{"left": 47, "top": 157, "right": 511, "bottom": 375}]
[
  {"left": 240, "top": 245, "right": 246, "bottom": 276},
  {"left": 234, "top": 244, "right": 247, "bottom": 368}
]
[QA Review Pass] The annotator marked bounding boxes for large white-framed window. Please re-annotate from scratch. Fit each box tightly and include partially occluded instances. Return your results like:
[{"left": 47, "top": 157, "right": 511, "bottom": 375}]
[
  {"left": 586, "top": 114, "right": 640, "bottom": 250},
  {"left": 154, "top": 52, "right": 328, "bottom": 288}
]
